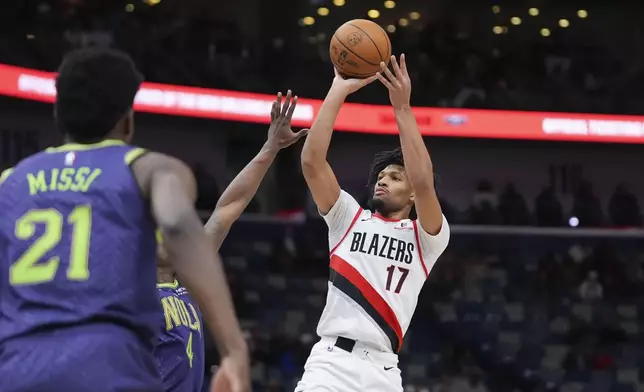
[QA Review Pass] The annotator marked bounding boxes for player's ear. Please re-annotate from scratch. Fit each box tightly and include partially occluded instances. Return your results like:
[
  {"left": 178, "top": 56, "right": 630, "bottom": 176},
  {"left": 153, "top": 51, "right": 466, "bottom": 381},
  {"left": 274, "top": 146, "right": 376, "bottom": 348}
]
[{"left": 409, "top": 192, "right": 415, "bottom": 205}]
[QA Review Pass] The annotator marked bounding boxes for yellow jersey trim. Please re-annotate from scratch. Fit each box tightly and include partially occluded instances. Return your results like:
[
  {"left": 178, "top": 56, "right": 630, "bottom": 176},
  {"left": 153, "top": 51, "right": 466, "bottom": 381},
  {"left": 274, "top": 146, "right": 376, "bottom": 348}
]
[
  {"left": 124, "top": 148, "right": 147, "bottom": 166},
  {"left": 46, "top": 139, "right": 126, "bottom": 153},
  {"left": 157, "top": 279, "right": 180, "bottom": 289},
  {"left": 0, "top": 167, "right": 14, "bottom": 184}
]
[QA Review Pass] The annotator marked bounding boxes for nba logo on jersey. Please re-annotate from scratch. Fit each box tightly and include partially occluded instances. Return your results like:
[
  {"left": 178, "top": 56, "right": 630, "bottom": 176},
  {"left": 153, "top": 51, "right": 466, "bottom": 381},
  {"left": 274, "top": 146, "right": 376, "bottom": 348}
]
[
  {"left": 394, "top": 221, "right": 413, "bottom": 231},
  {"left": 64, "top": 152, "right": 76, "bottom": 166}
]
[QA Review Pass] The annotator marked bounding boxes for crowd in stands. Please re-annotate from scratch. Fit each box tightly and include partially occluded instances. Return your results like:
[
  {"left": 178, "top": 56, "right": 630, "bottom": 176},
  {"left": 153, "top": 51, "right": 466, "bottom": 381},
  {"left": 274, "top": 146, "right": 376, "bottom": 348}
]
[
  {"left": 2, "top": 1, "right": 644, "bottom": 114},
  {"left": 2, "top": 2, "right": 644, "bottom": 391},
  {"left": 448, "top": 180, "right": 641, "bottom": 228},
  {"left": 209, "top": 218, "right": 644, "bottom": 392}
]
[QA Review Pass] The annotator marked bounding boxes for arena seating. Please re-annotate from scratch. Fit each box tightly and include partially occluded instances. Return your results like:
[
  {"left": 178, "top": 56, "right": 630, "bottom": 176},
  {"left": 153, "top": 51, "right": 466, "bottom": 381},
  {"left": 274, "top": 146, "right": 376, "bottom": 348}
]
[{"left": 213, "top": 219, "right": 644, "bottom": 392}]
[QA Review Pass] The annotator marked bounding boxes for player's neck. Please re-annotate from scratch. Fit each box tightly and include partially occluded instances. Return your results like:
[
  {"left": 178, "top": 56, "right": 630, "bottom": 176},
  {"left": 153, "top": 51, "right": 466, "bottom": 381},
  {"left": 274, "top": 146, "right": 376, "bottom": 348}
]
[
  {"left": 156, "top": 267, "right": 175, "bottom": 284},
  {"left": 374, "top": 209, "right": 409, "bottom": 221}
]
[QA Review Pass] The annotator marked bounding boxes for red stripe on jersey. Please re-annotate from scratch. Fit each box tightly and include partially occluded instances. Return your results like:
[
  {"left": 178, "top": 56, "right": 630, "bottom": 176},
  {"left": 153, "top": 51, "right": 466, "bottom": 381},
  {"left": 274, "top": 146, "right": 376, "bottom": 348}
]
[
  {"left": 330, "top": 254, "right": 403, "bottom": 352},
  {"left": 329, "top": 208, "right": 363, "bottom": 256},
  {"left": 412, "top": 220, "right": 429, "bottom": 278}
]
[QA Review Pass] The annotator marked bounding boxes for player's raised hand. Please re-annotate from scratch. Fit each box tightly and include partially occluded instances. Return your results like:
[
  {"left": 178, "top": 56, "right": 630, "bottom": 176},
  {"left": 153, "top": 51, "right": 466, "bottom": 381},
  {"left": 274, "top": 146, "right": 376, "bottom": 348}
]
[
  {"left": 377, "top": 54, "right": 412, "bottom": 110},
  {"left": 266, "top": 90, "right": 308, "bottom": 150},
  {"left": 210, "top": 354, "right": 250, "bottom": 392},
  {"left": 331, "top": 68, "right": 377, "bottom": 96}
]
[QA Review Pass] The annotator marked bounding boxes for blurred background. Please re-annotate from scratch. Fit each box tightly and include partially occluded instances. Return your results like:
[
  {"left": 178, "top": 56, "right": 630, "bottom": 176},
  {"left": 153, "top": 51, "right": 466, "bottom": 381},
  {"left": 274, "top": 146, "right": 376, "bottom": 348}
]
[{"left": 2, "top": 0, "right": 644, "bottom": 391}]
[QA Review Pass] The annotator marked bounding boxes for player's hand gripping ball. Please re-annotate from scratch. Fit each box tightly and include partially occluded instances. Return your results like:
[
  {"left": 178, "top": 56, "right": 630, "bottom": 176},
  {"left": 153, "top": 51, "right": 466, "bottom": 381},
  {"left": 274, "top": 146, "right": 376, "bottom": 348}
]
[{"left": 330, "top": 19, "right": 392, "bottom": 78}]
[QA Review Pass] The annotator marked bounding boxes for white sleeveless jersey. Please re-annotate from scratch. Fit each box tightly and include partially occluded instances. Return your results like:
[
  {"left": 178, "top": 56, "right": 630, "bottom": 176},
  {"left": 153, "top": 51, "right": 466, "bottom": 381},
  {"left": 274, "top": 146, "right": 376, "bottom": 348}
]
[{"left": 316, "top": 190, "right": 450, "bottom": 353}]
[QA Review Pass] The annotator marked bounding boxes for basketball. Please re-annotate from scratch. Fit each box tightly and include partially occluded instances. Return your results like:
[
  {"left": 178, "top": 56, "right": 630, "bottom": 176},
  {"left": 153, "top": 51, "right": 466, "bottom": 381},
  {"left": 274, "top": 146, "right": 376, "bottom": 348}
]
[{"left": 329, "top": 19, "right": 392, "bottom": 78}]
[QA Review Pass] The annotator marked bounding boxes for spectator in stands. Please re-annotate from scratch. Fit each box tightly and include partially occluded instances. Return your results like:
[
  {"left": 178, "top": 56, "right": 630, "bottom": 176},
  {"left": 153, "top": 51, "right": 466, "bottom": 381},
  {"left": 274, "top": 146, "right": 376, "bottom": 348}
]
[
  {"left": 431, "top": 372, "right": 457, "bottom": 392},
  {"left": 535, "top": 186, "right": 564, "bottom": 227},
  {"left": 578, "top": 270, "right": 603, "bottom": 301},
  {"left": 571, "top": 181, "right": 603, "bottom": 227},
  {"left": 468, "top": 180, "right": 500, "bottom": 224},
  {"left": 193, "top": 163, "right": 220, "bottom": 210},
  {"left": 456, "top": 369, "right": 490, "bottom": 392},
  {"left": 608, "top": 183, "right": 641, "bottom": 227},
  {"left": 498, "top": 182, "right": 531, "bottom": 226}
]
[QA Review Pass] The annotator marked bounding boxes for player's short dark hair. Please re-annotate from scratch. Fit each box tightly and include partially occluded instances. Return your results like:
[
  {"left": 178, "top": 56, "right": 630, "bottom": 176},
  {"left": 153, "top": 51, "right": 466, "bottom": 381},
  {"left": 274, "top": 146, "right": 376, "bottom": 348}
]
[
  {"left": 366, "top": 147, "right": 405, "bottom": 192},
  {"left": 366, "top": 147, "right": 443, "bottom": 219},
  {"left": 55, "top": 47, "right": 143, "bottom": 143}
]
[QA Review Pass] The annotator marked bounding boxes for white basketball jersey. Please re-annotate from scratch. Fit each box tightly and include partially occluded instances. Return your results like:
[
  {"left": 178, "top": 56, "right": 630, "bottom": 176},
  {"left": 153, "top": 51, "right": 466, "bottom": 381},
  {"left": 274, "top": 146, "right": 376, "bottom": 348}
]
[{"left": 316, "top": 190, "right": 450, "bottom": 353}]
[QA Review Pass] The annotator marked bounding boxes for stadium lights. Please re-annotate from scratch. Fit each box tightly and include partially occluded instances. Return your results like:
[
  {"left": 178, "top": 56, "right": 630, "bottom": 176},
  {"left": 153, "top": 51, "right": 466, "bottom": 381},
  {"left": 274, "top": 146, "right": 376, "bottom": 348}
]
[
  {"left": 367, "top": 9, "right": 380, "bottom": 18},
  {"left": 511, "top": 17, "right": 521, "bottom": 25},
  {"left": 399, "top": 18, "right": 409, "bottom": 27},
  {"left": 317, "top": 7, "right": 329, "bottom": 16},
  {"left": 578, "top": 10, "right": 588, "bottom": 18},
  {"left": 540, "top": 28, "right": 551, "bottom": 36},
  {"left": 386, "top": 25, "right": 396, "bottom": 33},
  {"left": 529, "top": 8, "right": 539, "bottom": 16},
  {"left": 559, "top": 19, "right": 570, "bottom": 28},
  {"left": 333, "top": 0, "right": 345, "bottom": 6},
  {"left": 302, "top": 16, "right": 315, "bottom": 26},
  {"left": 492, "top": 26, "right": 503, "bottom": 34},
  {"left": 143, "top": 0, "right": 160, "bottom": 5},
  {"left": 492, "top": 5, "right": 501, "bottom": 14},
  {"left": 410, "top": 12, "right": 421, "bottom": 20},
  {"left": 125, "top": 4, "right": 135, "bottom": 12},
  {"left": 384, "top": 1, "right": 396, "bottom": 9}
]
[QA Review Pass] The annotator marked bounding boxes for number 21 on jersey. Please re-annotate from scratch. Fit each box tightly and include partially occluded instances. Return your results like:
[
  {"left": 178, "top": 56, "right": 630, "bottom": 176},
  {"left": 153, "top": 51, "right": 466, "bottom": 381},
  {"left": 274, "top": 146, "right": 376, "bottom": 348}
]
[{"left": 10, "top": 205, "right": 92, "bottom": 286}]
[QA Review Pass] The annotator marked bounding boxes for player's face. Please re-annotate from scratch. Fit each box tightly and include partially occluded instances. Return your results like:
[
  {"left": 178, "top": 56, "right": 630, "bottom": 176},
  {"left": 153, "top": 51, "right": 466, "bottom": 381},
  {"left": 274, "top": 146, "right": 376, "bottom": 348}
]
[{"left": 372, "top": 164, "right": 414, "bottom": 214}]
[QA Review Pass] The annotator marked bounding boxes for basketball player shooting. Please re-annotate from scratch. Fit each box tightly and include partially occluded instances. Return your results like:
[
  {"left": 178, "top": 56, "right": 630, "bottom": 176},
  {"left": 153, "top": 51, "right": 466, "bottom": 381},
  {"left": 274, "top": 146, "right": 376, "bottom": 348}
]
[{"left": 296, "top": 54, "right": 450, "bottom": 392}]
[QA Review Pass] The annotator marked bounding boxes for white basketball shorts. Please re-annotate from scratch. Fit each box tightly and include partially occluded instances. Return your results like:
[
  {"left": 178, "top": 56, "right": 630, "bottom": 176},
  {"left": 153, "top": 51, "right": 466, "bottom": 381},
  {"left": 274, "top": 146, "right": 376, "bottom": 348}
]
[{"left": 294, "top": 337, "right": 403, "bottom": 392}]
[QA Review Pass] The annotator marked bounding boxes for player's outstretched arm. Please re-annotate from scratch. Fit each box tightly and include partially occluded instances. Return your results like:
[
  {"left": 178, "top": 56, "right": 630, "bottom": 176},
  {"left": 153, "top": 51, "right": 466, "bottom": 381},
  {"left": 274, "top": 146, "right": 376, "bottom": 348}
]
[
  {"left": 377, "top": 54, "right": 443, "bottom": 235},
  {"left": 301, "top": 69, "right": 376, "bottom": 213},
  {"left": 131, "top": 153, "right": 249, "bottom": 392},
  {"left": 205, "top": 91, "right": 307, "bottom": 250}
]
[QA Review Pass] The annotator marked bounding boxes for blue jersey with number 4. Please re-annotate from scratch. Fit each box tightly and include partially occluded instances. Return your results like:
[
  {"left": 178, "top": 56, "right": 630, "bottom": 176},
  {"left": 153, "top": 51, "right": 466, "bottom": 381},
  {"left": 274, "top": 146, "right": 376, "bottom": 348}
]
[
  {"left": 156, "top": 280, "right": 205, "bottom": 392},
  {"left": 0, "top": 140, "right": 162, "bottom": 391}
]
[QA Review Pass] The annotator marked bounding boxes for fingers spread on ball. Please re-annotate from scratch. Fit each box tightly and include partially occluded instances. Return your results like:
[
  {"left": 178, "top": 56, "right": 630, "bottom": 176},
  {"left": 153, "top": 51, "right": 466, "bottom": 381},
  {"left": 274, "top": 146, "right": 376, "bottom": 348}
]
[
  {"left": 391, "top": 55, "right": 402, "bottom": 78},
  {"left": 376, "top": 71, "right": 393, "bottom": 90},
  {"left": 400, "top": 53, "right": 408, "bottom": 76}
]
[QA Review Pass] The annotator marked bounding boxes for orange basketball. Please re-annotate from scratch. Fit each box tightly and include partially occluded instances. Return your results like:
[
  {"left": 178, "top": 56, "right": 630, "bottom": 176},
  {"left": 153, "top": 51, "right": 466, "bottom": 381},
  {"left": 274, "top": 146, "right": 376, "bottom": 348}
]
[{"left": 329, "top": 19, "right": 392, "bottom": 78}]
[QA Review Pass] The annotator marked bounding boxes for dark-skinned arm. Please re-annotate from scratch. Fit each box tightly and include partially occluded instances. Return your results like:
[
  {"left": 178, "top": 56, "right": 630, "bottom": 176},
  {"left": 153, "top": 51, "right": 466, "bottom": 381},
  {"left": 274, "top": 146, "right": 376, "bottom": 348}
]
[
  {"left": 131, "top": 151, "right": 249, "bottom": 392},
  {"left": 204, "top": 146, "right": 277, "bottom": 250},
  {"left": 205, "top": 91, "right": 307, "bottom": 251}
]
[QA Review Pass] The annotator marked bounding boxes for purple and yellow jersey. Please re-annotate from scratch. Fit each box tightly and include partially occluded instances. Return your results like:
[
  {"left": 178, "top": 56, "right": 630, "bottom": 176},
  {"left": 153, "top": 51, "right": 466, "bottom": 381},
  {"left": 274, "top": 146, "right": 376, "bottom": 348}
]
[
  {"left": 0, "top": 140, "right": 163, "bottom": 391},
  {"left": 155, "top": 279, "right": 205, "bottom": 392}
]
